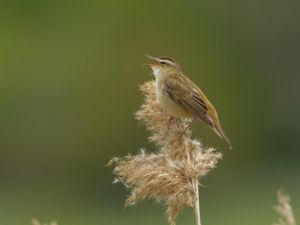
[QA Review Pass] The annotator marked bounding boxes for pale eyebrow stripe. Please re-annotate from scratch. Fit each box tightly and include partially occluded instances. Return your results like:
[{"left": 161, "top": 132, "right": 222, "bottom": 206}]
[
  {"left": 159, "top": 57, "right": 175, "bottom": 62},
  {"left": 157, "top": 59, "right": 176, "bottom": 66}
]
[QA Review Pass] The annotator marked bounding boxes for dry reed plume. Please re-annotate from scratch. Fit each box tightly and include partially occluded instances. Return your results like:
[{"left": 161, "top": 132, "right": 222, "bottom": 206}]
[
  {"left": 273, "top": 191, "right": 296, "bottom": 225},
  {"left": 109, "top": 81, "right": 222, "bottom": 225},
  {"left": 31, "top": 218, "right": 58, "bottom": 225}
]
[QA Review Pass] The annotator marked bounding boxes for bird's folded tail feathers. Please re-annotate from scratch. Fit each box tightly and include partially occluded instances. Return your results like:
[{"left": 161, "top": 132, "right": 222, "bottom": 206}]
[{"left": 212, "top": 123, "right": 232, "bottom": 150}]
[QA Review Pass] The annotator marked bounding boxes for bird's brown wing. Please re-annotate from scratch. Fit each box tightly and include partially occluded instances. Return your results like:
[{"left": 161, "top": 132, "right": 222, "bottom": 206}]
[
  {"left": 163, "top": 74, "right": 209, "bottom": 118},
  {"left": 163, "top": 73, "right": 232, "bottom": 149}
]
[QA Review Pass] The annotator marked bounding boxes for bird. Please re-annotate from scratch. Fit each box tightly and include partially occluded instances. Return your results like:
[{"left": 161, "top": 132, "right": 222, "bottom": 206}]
[{"left": 144, "top": 55, "right": 232, "bottom": 149}]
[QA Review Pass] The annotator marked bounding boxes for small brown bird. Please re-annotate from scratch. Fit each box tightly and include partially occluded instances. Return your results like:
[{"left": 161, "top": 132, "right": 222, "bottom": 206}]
[{"left": 144, "top": 55, "right": 232, "bottom": 149}]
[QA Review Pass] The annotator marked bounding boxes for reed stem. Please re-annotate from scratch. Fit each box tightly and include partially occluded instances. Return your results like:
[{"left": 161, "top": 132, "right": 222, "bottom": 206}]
[{"left": 194, "top": 179, "right": 201, "bottom": 225}]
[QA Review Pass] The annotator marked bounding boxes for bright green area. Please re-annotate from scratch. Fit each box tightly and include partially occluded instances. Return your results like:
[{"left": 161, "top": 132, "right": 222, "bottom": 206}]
[{"left": 0, "top": 1, "right": 299, "bottom": 224}]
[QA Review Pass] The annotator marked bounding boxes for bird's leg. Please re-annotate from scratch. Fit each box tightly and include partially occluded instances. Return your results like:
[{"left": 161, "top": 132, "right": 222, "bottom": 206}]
[
  {"left": 169, "top": 116, "right": 184, "bottom": 130},
  {"left": 168, "top": 116, "right": 175, "bottom": 124}
]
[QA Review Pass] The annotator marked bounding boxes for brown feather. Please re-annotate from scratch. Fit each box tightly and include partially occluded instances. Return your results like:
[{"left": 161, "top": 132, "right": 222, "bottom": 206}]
[{"left": 161, "top": 73, "right": 232, "bottom": 149}]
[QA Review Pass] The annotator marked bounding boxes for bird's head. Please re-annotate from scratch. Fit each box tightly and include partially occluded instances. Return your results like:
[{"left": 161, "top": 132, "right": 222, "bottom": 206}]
[{"left": 144, "top": 55, "right": 181, "bottom": 78}]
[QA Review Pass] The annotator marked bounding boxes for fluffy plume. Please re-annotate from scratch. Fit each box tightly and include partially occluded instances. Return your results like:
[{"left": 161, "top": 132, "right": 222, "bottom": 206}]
[
  {"left": 31, "top": 218, "right": 58, "bottom": 225},
  {"left": 109, "top": 81, "right": 222, "bottom": 225},
  {"left": 273, "top": 191, "right": 296, "bottom": 225}
]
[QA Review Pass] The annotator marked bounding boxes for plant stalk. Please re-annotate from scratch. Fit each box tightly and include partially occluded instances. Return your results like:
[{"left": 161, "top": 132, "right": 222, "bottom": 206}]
[{"left": 194, "top": 179, "right": 201, "bottom": 225}]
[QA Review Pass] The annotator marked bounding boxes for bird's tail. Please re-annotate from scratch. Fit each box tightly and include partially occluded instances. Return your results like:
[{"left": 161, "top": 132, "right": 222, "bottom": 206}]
[{"left": 212, "top": 123, "right": 232, "bottom": 150}]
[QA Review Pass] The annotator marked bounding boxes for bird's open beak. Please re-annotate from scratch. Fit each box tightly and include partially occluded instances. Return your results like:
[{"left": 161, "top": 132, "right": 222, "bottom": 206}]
[
  {"left": 145, "top": 55, "right": 156, "bottom": 60},
  {"left": 143, "top": 55, "right": 159, "bottom": 67},
  {"left": 143, "top": 63, "right": 153, "bottom": 67}
]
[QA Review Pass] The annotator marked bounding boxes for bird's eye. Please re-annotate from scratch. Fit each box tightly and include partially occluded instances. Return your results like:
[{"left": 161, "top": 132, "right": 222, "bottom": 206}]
[{"left": 160, "top": 61, "right": 166, "bottom": 65}]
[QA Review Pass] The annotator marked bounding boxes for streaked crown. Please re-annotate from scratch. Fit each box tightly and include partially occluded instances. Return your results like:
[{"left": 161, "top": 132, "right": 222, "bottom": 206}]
[{"left": 145, "top": 55, "right": 180, "bottom": 69}]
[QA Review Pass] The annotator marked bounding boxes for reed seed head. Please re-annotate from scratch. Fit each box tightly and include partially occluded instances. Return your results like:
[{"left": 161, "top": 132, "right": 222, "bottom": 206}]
[{"left": 110, "top": 80, "right": 222, "bottom": 224}]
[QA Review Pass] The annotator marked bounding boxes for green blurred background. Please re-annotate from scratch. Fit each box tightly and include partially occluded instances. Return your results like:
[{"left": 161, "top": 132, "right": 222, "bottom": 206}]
[{"left": 0, "top": 0, "right": 299, "bottom": 224}]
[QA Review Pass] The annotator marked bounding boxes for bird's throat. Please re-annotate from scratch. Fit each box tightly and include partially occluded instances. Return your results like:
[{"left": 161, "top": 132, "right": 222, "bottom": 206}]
[{"left": 152, "top": 67, "right": 162, "bottom": 79}]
